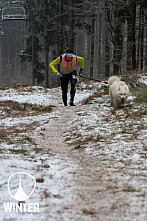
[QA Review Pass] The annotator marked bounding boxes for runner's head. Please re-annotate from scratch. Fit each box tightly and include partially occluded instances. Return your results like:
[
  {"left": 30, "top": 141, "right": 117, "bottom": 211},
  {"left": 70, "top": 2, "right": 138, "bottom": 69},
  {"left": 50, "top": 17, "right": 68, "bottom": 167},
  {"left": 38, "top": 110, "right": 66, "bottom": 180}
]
[{"left": 65, "top": 49, "right": 74, "bottom": 61}]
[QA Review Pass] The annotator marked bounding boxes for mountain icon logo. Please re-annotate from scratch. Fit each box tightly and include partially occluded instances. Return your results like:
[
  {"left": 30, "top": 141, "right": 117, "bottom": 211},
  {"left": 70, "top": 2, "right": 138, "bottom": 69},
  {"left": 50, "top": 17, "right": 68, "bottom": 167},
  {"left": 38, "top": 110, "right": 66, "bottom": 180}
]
[{"left": 8, "top": 172, "right": 36, "bottom": 201}]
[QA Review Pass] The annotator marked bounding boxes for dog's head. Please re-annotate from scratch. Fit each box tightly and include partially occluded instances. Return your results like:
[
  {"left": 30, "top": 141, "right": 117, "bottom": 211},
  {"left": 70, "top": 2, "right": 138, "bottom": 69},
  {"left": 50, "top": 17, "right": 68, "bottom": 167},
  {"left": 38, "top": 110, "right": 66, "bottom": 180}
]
[
  {"left": 119, "top": 94, "right": 126, "bottom": 104},
  {"left": 117, "top": 86, "right": 129, "bottom": 103}
]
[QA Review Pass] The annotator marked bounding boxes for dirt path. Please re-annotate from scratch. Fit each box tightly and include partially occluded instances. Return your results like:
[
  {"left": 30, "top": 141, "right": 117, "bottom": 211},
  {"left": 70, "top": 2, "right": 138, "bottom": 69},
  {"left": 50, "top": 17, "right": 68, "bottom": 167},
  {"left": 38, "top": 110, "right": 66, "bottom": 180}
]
[
  {"left": 34, "top": 104, "right": 147, "bottom": 221},
  {"left": 38, "top": 106, "right": 81, "bottom": 155},
  {"left": 1, "top": 81, "right": 147, "bottom": 221}
]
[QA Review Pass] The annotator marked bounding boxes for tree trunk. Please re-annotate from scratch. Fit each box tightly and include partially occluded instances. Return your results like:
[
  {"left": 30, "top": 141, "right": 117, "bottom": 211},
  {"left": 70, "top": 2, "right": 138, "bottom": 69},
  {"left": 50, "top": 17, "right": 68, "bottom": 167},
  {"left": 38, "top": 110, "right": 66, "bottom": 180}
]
[
  {"left": 45, "top": 46, "right": 49, "bottom": 88},
  {"left": 127, "top": 1, "right": 136, "bottom": 70},
  {"left": 90, "top": 17, "right": 95, "bottom": 78},
  {"left": 121, "top": 19, "right": 128, "bottom": 73},
  {"left": 58, "top": 0, "right": 64, "bottom": 54}
]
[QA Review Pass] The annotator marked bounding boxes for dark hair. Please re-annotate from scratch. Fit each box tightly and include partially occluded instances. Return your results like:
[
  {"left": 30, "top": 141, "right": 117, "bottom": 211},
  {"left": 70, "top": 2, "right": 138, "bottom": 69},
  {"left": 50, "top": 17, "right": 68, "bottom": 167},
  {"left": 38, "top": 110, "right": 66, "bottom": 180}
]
[{"left": 65, "top": 49, "right": 74, "bottom": 54}]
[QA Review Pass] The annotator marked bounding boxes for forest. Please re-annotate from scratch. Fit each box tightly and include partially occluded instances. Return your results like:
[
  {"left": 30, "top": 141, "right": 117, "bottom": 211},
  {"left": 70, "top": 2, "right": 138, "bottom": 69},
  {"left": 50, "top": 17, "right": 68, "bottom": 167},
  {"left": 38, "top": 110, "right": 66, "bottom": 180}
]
[{"left": 0, "top": 0, "right": 147, "bottom": 87}]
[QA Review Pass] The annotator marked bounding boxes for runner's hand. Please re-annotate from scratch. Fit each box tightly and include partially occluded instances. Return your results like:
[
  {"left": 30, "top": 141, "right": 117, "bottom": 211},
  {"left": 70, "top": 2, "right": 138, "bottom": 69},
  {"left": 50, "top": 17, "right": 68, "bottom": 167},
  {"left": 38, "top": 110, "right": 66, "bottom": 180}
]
[
  {"left": 56, "top": 72, "right": 62, "bottom": 77},
  {"left": 79, "top": 69, "right": 83, "bottom": 76}
]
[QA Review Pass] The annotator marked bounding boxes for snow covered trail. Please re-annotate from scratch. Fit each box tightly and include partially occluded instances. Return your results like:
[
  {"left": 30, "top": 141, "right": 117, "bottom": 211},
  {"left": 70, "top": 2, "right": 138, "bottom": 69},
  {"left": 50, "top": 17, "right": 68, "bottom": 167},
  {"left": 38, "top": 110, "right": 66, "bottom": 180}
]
[
  {"left": 34, "top": 101, "right": 147, "bottom": 221},
  {"left": 0, "top": 77, "right": 147, "bottom": 221}
]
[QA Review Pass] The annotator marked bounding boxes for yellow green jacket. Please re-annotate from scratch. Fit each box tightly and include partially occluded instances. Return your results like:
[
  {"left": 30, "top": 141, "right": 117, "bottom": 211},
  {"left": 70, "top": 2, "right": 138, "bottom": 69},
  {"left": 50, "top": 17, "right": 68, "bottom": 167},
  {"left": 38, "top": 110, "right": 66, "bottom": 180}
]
[{"left": 49, "top": 54, "right": 84, "bottom": 75}]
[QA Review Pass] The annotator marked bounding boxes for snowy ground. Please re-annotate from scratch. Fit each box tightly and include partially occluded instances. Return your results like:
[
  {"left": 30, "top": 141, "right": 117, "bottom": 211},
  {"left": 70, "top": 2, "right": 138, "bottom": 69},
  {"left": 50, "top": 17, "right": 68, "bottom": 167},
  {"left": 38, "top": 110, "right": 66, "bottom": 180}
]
[{"left": 0, "top": 74, "right": 147, "bottom": 221}]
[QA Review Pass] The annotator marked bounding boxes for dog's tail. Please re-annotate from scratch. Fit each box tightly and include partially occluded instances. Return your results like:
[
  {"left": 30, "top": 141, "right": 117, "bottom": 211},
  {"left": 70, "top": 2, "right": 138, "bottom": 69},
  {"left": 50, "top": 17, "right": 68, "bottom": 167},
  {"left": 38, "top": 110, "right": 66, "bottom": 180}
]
[{"left": 108, "top": 76, "right": 121, "bottom": 86}]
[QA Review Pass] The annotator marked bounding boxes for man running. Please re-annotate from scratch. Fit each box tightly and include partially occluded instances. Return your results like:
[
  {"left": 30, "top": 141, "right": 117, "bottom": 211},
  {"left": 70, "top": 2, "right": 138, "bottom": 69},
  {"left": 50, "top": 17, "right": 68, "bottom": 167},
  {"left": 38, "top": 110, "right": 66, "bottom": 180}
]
[{"left": 49, "top": 49, "right": 84, "bottom": 106}]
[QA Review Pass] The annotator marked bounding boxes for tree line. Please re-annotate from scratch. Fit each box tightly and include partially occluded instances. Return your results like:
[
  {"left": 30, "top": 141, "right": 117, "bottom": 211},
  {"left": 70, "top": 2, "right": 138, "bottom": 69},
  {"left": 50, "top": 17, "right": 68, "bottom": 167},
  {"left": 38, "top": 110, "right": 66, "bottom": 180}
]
[{"left": 1, "top": 0, "right": 147, "bottom": 87}]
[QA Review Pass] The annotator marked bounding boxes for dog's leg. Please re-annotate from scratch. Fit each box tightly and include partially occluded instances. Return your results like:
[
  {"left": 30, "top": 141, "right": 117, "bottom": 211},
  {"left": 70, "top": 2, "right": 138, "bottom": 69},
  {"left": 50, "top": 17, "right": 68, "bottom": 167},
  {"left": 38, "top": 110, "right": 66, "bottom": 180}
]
[{"left": 109, "top": 86, "right": 113, "bottom": 106}]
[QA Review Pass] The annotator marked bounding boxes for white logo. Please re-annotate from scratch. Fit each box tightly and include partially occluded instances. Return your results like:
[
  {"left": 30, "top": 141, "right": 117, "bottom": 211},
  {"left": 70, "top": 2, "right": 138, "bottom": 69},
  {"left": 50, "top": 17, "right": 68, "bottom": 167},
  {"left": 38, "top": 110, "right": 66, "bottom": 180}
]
[
  {"left": 3, "top": 172, "right": 39, "bottom": 213},
  {"left": 8, "top": 172, "right": 36, "bottom": 201}
]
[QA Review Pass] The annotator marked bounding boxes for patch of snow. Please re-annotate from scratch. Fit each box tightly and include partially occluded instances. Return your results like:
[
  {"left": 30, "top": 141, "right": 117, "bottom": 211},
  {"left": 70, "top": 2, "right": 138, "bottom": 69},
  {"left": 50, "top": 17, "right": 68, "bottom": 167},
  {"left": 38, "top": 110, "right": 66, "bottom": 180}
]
[{"left": 138, "top": 75, "right": 147, "bottom": 85}]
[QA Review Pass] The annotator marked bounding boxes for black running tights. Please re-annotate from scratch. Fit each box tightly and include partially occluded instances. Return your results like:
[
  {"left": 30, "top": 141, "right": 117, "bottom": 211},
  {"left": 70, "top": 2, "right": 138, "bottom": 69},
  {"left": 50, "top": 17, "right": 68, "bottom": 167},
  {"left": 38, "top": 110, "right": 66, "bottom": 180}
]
[{"left": 60, "top": 73, "right": 77, "bottom": 106}]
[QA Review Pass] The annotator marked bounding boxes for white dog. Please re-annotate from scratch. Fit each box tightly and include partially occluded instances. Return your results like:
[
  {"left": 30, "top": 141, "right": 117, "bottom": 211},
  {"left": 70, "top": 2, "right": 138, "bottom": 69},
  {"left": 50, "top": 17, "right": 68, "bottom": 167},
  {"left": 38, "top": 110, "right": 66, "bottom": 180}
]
[{"left": 108, "top": 76, "right": 130, "bottom": 108}]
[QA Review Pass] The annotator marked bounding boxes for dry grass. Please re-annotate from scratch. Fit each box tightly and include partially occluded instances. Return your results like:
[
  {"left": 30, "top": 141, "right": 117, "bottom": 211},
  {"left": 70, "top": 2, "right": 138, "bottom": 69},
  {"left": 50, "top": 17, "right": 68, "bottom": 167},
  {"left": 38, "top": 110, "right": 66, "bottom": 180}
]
[
  {"left": 70, "top": 134, "right": 103, "bottom": 149},
  {"left": 0, "top": 98, "right": 53, "bottom": 144},
  {"left": 123, "top": 183, "right": 139, "bottom": 192},
  {"left": 0, "top": 129, "right": 11, "bottom": 138},
  {"left": 0, "top": 100, "right": 53, "bottom": 118},
  {"left": 133, "top": 85, "right": 147, "bottom": 103},
  {"left": 0, "top": 122, "right": 38, "bottom": 143}
]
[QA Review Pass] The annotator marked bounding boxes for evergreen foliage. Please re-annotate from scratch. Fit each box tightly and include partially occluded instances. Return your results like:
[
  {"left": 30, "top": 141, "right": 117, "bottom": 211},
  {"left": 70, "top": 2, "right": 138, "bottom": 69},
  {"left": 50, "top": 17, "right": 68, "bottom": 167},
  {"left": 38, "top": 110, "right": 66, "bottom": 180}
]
[{"left": 18, "top": 0, "right": 147, "bottom": 84}]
